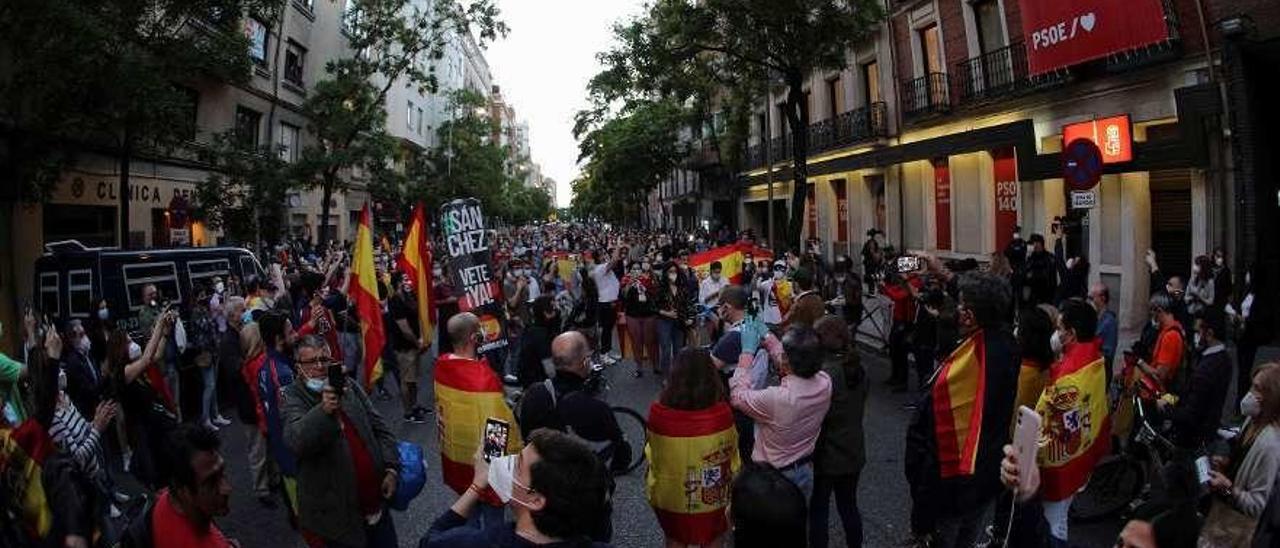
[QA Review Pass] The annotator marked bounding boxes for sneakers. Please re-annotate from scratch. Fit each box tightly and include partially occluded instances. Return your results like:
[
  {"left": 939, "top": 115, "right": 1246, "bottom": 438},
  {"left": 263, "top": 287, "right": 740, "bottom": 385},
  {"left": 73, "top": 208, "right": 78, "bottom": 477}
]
[
  {"left": 201, "top": 420, "right": 220, "bottom": 432},
  {"left": 213, "top": 415, "right": 232, "bottom": 427}
]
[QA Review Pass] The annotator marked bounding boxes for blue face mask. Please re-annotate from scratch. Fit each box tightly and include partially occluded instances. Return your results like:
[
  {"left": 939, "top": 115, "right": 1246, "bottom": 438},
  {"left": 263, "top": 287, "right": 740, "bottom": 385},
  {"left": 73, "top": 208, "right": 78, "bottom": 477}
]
[{"left": 305, "top": 378, "right": 325, "bottom": 393}]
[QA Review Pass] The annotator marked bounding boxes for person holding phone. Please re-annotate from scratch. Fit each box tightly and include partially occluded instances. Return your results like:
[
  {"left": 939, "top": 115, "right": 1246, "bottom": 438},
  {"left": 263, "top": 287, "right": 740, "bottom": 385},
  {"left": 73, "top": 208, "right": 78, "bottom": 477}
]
[{"left": 283, "top": 335, "right": 400, "bottom": 548}]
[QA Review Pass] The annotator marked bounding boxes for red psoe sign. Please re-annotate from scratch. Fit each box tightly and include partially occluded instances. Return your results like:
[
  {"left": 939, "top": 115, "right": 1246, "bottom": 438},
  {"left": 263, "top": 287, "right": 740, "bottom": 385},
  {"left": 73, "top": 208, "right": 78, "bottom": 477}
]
[
  {"left": 992, "top": 148, "right": 1019, "bottom": 252},
  {"left": 933, "top": 158, "right": 951, "bottom": 251},
  {"left": 1063, "top": 115, "right": 1133, "bottom": 164},
  {"left": 1020, "top": 0, "right": 1170, "bottom": 75}
]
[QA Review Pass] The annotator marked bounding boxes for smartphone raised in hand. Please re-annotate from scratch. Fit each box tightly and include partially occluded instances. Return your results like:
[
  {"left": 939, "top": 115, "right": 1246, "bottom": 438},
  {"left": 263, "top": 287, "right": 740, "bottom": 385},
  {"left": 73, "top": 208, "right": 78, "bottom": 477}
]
[
  {"left": 327, "top": 363, "right": 346, "bottom": 397},
  {"left": 1013, "top": 406, "right": 1042, "bottom": 488},
  {"left": 482, "top": 418, "right": 511, "bottom": 462},
  {"left": 895, "top": 255, "right": 922, "bottom": 274}
]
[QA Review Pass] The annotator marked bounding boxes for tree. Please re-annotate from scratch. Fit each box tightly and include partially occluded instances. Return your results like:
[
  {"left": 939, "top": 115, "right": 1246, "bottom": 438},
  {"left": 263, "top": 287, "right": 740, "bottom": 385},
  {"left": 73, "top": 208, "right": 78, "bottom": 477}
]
[
  {"left": 0, "top": 0, "right": 268, "bottom": 247},
  {"left": 573, "top": 99, "right": 689, "bottom": 226},
  {"left": 295, "top": 0, "right": 503, "bottom": 245},
  {"left": 582, "top": 0, "right": 882, "bottom": 250},
  {"left": 193, "top": 132, "right": 292, "bottom": 245}
]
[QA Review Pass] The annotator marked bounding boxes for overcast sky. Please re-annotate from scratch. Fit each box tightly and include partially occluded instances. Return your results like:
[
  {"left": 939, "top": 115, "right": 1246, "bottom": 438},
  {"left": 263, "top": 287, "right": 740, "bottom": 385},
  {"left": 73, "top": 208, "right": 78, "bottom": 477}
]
[{"left": 485, "top": 0, "right": 645, "bottom": 208}]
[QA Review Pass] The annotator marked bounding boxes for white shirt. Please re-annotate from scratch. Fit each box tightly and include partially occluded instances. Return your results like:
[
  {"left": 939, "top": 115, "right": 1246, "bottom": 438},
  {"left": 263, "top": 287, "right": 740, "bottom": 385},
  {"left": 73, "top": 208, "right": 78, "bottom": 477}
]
[
  {"left": 758, "top": 278, "right": 783, "bottom": 325},
  {"left": 592, "top": 263, "right": 620, "bottom": 303},
  {"left": 699, "top": 276, "right": 728, "bottom": 305}
]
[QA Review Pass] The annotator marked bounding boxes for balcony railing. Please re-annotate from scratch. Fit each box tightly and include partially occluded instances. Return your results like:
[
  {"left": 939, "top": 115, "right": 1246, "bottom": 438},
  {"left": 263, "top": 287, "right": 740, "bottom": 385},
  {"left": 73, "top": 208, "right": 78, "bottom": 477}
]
[
  {"left": 954, "top": 41, "right": 1070, "bottom": 104},
  {"left": 900, "top": 72, "right": 950, "bottom": 121},
  {"left": 741, "top": 102, "right": 888, "bottom": 170}
]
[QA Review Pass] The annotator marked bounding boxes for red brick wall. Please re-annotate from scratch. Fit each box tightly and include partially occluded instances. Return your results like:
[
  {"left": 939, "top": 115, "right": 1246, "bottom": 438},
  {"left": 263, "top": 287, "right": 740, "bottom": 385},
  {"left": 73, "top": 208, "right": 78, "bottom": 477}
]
[
  {"left": 937, "top": 0, "right": 970, "bottom": 71},
  {"left": 1003, "top": 0, "right": 1024, "bottom": 43},
  {"left": 891, "top": 11, "right": 914, "bottom": 83}
]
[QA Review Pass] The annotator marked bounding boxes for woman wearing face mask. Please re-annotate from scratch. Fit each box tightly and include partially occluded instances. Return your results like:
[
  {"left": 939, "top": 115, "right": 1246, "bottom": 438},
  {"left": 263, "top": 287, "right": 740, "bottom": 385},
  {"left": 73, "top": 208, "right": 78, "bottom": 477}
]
[
  {"left": 622, "top": 261, "right": 658, "bottom": 378},
  {"left": 654, "top": 264, "right": 694, "bottom": 377},
  {"left": 1232, "top": 263, "right": 1268, "bottom": 409},
  {"left": 1199, "top": 362, "right": 1280, "bottom": 546},
  {"left": 1185, "top": 255, "right": 1215, "bottom": 317}
]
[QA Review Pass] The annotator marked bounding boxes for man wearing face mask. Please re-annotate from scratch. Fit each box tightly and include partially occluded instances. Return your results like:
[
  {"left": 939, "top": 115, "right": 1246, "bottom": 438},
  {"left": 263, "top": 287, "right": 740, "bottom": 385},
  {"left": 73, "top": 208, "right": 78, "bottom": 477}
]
[
  {"left": 758, "top": 261, "right": 792, "bottom": 328},
  {"left": 1158, "top": 308, "right": 1231, "bottom": 450},
  {"left": 1035, "top": 299, "right": 1110, "bottom": 547},
  {"left": 423, "top": 428, "right": 612, "bottom": 547},
  {"left": 283, "top": 335, "right": 400, "bottom": 547},
  {"left": 61, "top": 319, "right": 101, "bottom": 418},
  {"left": 822, "top": 255, "right": 863, "bottom": 332},
  {"left": 1136, "top": 293, "right": 1186, "bottom": 390}
]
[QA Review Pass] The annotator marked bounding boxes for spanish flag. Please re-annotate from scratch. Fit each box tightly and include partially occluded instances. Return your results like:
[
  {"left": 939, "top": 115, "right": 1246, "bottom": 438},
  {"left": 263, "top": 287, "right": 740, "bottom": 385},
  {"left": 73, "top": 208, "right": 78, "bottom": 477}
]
[
  {"left": 396, "top": 201, "right": 434, "bottom": 347},
  {"left": 350, "top": 205, "right": 386, "bottom": 391},
  {"left": 688, "top": 243, "right": 773, "bottom": 284},
  {"left": 1, "top": 420, "right": 54, "bottom": 540},
  {"left": 434, "top": 354, "right": 522, "bottom": 505},
  {"left": 1036, "top": 340, "right": 1111, "bottom": 501},
  {"left": 645, "top": 401, "right": 739, "bottom": 545},
  {"left": 932, "top": 331, "right": 988, "bottom": 478}
]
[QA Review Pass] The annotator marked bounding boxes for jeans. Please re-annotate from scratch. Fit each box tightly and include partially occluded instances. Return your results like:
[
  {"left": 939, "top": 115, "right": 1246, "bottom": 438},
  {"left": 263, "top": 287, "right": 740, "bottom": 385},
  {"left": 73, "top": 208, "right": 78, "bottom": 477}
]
[
  {"left": 245, "top": 425, "right": 278, "bottom": 498},
  {"left": 655, "top": 317, "right": 684, "bottom": 374},
  {"left": 888, "top": 322, "right": 910, "bottom": 385},
  {"left": 934, "top": 500, "right": 994, "bottom": 548},
  {"left": 1042, "top": 496, "right": 1072, "bottom": 544},
  {"left": 200, "top": 363, "right": 218, "bottom": 423},
  {"left": 779, "top": 461, "right": 815, "bottom": 501},
  {"left": 596, "top": 302, "right": 617, "bottom": 354},
  {"left": 809, "top": 472, "right": 862, "bottom": 548}
]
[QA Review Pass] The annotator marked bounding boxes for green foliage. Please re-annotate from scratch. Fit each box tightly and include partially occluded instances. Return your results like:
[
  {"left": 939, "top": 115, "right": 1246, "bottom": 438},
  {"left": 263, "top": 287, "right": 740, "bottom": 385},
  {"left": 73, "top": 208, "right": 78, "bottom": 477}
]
[
  {"left": 571, "top": 99, "right": 687, "bottom": 224},
  {"left": 579, "top": 0, "right": 882, "bottom": 247},
  {"left": 0, "top": 0, "right": 266, "bottom": 201},
  {"left": 293, "top": 0, "right": 504, "bottom": 242},
  {"left": 193, "top": 131, "right": 292, "bottom": 245}
]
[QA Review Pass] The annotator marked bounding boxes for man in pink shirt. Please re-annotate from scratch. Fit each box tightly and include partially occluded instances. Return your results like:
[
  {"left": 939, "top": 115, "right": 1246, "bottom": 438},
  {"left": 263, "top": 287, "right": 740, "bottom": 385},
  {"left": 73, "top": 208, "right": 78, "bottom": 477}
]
[{"left": 731, "top": 322, "right": 833, "bottom": 498}]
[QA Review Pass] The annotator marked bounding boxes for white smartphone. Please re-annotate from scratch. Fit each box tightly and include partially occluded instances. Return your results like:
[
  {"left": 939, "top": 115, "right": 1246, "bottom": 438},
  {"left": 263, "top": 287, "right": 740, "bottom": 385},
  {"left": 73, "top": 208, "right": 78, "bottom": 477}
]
[
  {"left": 1195, "top": 456, "right": 1212, "bottom": 485},
  {"left": 1013, "top": 406, "right": 1042, "bottom": 486}
]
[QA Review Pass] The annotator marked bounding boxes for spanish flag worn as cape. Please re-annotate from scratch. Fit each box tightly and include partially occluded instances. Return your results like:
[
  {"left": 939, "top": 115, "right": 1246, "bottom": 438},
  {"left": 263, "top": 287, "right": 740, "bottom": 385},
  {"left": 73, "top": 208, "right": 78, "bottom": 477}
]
[
  {"left": 1035, "top": 339, "right": 1111, "bottom": 501},
  {"left": 396, "top": 201, "right": 435, "bottom": 347},
  {"left": 434, "top": 353, "right": 521, "bottom": 506},
  {"left": 645, "top": 401, "right": 739, "bottom": 545},
  {"left": 688, "top": 243, "right": 773, "bottom": 284},
  {"left": 350, "top": 205, "right": 386, "bottom": 391},
  {"left": 932, "top": 330, "right": 988, "bottom": 478},
  {"left": 1, "top": 420, "right": 54, "bottom": 540}
]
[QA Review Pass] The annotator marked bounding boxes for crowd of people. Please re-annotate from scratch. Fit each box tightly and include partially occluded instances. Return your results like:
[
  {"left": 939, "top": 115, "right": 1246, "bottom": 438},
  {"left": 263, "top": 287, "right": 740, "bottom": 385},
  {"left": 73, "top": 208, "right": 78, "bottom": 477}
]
[{"left": 0, "top": 218, "right": 1275, "bottom": 548}]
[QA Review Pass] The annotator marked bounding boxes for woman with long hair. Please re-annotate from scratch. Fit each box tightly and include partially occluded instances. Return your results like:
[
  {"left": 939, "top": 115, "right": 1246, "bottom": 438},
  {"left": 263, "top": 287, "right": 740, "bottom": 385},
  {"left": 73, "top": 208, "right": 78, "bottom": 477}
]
[
  {"left": 655, "top": 263, "right": 694, "bottom": 376},
  {"left": 622, "top": 260, "right": 658, "bottom": 377},
  {"left": 646, "top": 349, "right": 739, "bottom": 548},
  {"left": 1200, "top": 362, "right": 1280, "bottom": 546},
  {"left": 104, "top": 308, "right": 174, "bottom": 488},
  {"left": 1186, "top": 254, "right": 1216, "bottom": 316}
]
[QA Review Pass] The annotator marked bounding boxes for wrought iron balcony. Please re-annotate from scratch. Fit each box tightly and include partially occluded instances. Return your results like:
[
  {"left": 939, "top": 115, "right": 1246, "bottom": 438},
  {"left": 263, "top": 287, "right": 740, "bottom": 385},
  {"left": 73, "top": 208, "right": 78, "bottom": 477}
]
[
  {"left": 955, "top": 41, "right": 1070, "bottom": 105},
  {"left": 900, "top": 72, "right": 950, "bottom": 121},
  {"left": 740, "top": 102, "right": 888, "bottom": 170}
]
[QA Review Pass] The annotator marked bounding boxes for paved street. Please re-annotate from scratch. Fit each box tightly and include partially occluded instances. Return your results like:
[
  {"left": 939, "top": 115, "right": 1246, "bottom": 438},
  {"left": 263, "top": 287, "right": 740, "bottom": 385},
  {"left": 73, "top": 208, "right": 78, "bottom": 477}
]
[{"left": 189, "top": 346, "right": 1125, "bottom": 547}]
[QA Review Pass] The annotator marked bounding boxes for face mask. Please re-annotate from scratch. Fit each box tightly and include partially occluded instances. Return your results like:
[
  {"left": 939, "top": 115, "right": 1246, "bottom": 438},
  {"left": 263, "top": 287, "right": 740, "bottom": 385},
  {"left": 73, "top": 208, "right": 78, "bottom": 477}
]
[
  {"left": 1194, "top": 333, "right": 1203, "bottom": 348},
  {"left": 76, "top": 336, "right": 91, "bottom": 354},
  {"left": 1241, "top": 392, "right": 1262, "bottom": 417},
  {"left": 710, "top": 273, "right": 721, "bottom": 281},
  {"left": 1150, "top": 317, "right": 1160, "bottom": 329},
  {"left": 1013, "top": 233, "right": 1021, "bottom": 240},
  {"left": 1215, "top": 257, "right": 1224, "bottom": 267},
  {"left": 58, "top": 368, "right": 67, "bottom": 392},
  {"left": 305, "top": 377, "right": 325, "bottom": 393},
  {"left": 1050, "top": 330, "right": 1065, "bottom": 354},
  {"left": 1191, "top": 265, "right": 1200, "bottom": 275},
  {"left": 214, "top": 282, "right": 225, "bottom": 294},
  {"left": 487, "top": 455, "right": 533, "bottom": 507},
  {"left": 835, "top": 274, "right": 846, "bottom": 282},
  {"left": 668, "top": 273, "right": 678, "bottom": 282},
  {"left": 149, "top": 299, "right": 158, "bottom": 308},
  {"left": 98, "top": 308, "right": 110, "bottom": 321},
  {"left": 433, "top": 269, "right": 443, "bottom": 277},
  {"left": 773, "top": 271, "right": 785, "bottom": 280}
]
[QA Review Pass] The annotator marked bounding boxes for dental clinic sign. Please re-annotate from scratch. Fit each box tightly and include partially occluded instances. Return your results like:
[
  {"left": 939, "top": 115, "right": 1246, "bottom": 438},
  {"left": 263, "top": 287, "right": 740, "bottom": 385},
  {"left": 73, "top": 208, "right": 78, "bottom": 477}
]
[{"left": 1020, "top": 0, "right": 1170, "bottom": 75}]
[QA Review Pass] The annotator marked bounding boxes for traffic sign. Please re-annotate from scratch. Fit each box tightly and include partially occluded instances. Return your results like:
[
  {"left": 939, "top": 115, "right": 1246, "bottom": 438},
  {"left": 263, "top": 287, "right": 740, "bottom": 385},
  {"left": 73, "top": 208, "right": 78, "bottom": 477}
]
[
  {"left": 1063, "top": 138, "right": 1103, "bottom": 191},
  {"left": 1070, "top": 190, "right": 1097, "bottom": 209}
]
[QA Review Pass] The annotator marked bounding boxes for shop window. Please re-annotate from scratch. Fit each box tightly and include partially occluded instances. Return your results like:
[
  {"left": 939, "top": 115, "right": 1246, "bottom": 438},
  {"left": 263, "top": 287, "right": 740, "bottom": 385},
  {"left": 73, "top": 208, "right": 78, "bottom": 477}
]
[{"left": 68, "top": 270, "right": 93, "bottom": 318}]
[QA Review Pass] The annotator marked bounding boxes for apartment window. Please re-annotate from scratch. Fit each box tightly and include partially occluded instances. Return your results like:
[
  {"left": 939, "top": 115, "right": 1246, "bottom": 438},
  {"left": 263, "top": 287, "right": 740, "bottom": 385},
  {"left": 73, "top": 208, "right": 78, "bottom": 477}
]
[
  {"left": 279, "top": 122, "right": 300, "bottom": 162},
  {"left": 406, "top": 101, "right": 415, "bottom": 129},
  {"left": 862, "top": 61, "right": 881, "bottom": 104},
  {"left": 284, "top": 41, "right": 305, "bottom": 86},
  {"left": 826, "top": 77, "right": 841, "bottom": 119},
  {"left": 776, "top": 103, "right": 788, "bottom": 138},
  {"left": 245, "top": 18, "right": 268, "bottom": 66},
  {"left": 417, "top": 107, "right": 424, "bottom": 135},
  {"left": 177, "top": 86, "right": 200, "bottom": 140},
  {"left": 972, "top": 0, "right": 1005, "bottom": 54},
  {"left": 757, "top": 113, "right": 767, "bottom": 141},
  {"left": 235, "top": 107, "right": 261, "bottom": 148},
  {"left": 919, "top": 23, "right": 943, "bottom": 74}
]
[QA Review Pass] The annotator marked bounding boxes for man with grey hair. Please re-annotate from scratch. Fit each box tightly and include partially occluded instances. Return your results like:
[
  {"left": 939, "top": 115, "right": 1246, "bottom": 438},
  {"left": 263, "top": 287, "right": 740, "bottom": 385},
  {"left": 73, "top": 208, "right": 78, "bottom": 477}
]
[
  {"left": 517, "top": 331, "right": 629, "bottom": 474},
  {"left": 283, "top": 334, "right": 400, "bottom": 547}
]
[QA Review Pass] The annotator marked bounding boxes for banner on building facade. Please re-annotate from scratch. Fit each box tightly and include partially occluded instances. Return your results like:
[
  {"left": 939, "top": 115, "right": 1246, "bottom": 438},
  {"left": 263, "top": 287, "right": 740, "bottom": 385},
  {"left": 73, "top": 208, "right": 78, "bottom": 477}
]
[
  {"left": 440, "top": 198, "right": 507, "bottom": 353},
  {"left": 993, "top": 148, "right": 1019, "bottom": 251},
  {"left": 1020, "top": 0, "right": 1170, "bottom": 75},
  {"left": 933, "top": 158, "right": 951, "bottom": 251},
  {"left": 833, "top": 180, "right": 849, "bottom": 243}
]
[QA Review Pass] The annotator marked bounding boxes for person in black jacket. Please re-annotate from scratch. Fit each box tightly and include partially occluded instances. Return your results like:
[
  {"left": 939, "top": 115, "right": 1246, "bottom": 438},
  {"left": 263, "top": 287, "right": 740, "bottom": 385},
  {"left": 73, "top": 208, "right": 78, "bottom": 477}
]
[
  {"left": 1159, "top": 307, "right": 1232, "bottom": 450},
  {"left": 517, "top": 296, "right": 561, "bottom": 386},
  {"left": 810, "top": 315, "right": 867, "bottom": 548},
  {"left": 904, "top": 271, "right": 1018, "bottom": 548},
  {"left": 518, "top": 331, "right": 629, "bottom": 475},
  {"left": 1024, "top": 234, "right": 1058, "bottom": 306}
]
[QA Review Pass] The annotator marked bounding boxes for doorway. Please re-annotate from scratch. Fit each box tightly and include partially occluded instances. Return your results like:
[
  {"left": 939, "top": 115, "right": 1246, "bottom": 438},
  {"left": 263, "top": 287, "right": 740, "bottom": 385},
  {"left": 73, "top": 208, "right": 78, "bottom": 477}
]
[{"left": 1150, "top": 170, "right": 1192, "bottom": 280}]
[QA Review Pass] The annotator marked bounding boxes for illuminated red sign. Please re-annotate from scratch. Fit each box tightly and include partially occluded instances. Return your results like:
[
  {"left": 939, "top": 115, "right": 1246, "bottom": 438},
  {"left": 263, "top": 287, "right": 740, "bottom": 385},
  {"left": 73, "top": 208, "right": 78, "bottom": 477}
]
[
  {"left": 933, "top": 158, "right": 951, "bottom": 251},
  {"left": 992, "top": 148, "right": 1019, "bottom": 251},
  {"left": 1020, "top": 0, "right": 1169, "bottom": 75},
  {"left": 1063, "top": 115, "right": 1133, "bottom": 164}
]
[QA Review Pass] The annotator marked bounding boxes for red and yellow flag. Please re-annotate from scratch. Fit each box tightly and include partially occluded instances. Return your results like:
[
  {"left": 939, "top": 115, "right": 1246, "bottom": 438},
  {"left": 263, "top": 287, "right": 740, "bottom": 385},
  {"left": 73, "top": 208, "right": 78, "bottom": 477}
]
[
  {"left": 645, "top": 401, "right": 739, "bottom": 545},
  {"left": 688, "top": 243, "right": 773, "bottom": 284},
  {"left": 932, "top": 331, "right": 988, "bottom": 478},
  {"left": 1, "top": 420, "right": 54, "bottom": 540},
  {"left": 1036, "top": 340, "right": 1111, "bottom": 501},
  {"left": 350, "top": 205, "right": 385, "bottom": 391},
  {"left": 433, "top": 354, "right": 521, "bottom": 505},
  {"left": 396, "top": 201, "right": 434, "bottom": 347}
]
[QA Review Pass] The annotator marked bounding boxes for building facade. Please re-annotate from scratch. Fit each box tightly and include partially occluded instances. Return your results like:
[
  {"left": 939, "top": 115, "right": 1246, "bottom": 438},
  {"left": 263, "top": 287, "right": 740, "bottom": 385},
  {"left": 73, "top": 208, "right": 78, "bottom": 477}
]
[{"left": 724, "top": 0, "right": 1257, "bottom": 341}]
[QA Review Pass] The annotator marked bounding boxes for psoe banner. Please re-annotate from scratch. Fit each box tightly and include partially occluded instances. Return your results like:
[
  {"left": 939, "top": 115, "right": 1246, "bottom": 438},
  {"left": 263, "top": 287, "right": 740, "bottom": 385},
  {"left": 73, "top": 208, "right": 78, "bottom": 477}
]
[
  {"left": 440, "top": 198, "right": 508, "bottom": 354},
  {"left": 1020, "top": 0, "right": 1170, "bottom": 75}
]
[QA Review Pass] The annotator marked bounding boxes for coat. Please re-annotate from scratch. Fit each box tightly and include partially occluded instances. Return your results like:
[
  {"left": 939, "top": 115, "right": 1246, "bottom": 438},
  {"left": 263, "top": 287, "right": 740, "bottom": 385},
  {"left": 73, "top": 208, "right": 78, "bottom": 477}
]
[
  {"left": 282, "top": 379, "right": 398, "bottom": 547},
  {"left": 814, "top": 352, "right": 867, "bottom": 477}
]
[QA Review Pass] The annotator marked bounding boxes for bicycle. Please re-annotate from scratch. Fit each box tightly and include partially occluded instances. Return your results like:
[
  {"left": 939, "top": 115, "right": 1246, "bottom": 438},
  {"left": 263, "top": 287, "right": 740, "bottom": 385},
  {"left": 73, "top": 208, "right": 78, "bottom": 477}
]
[
  {"left": 1069, "top": 355, "right": 1177, "bottom": 522},
  {"left": 585, "top": 359, "right": 649, "bottom": 475}
]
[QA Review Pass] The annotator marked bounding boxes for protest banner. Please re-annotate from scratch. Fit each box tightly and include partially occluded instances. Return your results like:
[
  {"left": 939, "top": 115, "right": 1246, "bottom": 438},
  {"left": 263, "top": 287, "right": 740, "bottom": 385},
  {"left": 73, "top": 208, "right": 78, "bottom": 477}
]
[{"left": 440, "top": 198, "right": 508, "bottom": 353}]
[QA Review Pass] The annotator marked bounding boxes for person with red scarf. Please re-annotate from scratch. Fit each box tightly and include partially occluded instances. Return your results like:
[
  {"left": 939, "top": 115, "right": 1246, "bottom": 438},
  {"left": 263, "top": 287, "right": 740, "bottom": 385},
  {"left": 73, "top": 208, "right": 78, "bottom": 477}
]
[{"left": 283, "top": 335, "right": 399, "bottom": 547}]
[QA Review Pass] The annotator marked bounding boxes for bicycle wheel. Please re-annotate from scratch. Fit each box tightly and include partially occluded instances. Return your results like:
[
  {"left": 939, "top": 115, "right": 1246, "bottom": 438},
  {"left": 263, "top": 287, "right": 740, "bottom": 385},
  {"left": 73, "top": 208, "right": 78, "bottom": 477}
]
[
  {"left": 1070, "top": 456, "right": 1144, "bottom": 522},
  {"left": 611, "top": 406, "right": 648, "bottom": 475}
]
